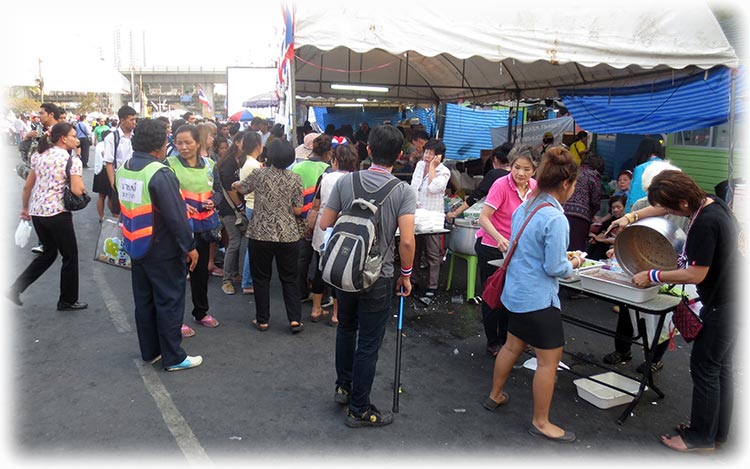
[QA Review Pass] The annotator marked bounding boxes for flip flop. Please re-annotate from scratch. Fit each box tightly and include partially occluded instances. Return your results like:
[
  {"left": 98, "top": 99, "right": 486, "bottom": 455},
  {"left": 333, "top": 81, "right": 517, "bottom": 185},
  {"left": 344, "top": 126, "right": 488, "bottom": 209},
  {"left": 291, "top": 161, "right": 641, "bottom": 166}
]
[
  {"left": 483, "top": 392, "right": 510, "bottom": 411},
  {"left": 660, "top": 434, "right": 714, "bottom": 453},
  {"left": 290, "top": 322, "right": 304, "bottom": 334},
  {"left": 528, "top": 424, "right": 576, "bottom": 443},
  {"left": 327, "top": 317, "right": 339, "bottom": 327},
  {"left": 252, "top": 319, "right": 269, "bottom": 331},
  {"left": 310, "top": 309, "right": 330, "bottom": 323}
]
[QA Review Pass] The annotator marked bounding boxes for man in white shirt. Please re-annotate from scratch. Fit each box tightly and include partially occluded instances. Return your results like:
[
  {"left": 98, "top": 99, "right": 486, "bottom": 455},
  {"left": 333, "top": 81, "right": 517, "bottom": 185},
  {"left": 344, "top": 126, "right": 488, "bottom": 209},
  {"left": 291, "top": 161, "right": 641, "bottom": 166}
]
[
  {"left": 409, "top": 138, "right": 451, "bottom": 300},
  {"left": 104, "top": 105, "right": 137, "bottom": 213}
]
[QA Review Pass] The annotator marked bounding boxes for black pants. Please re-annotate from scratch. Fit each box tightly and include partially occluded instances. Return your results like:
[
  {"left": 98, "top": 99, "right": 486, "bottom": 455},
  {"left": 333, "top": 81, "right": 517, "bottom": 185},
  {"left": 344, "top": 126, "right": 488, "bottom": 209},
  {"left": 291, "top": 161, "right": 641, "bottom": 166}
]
[
  {"left": 683, "top": 304, "right": 735, "bottom": 447},
  {"left": 188, "top": 234, "right": 211, "bottom": 321},
  {"left": 132, "top": 256, "right": 188, "bottom": 368},
  {"left": 78, "top": 137, "right": 90, "bottom": 167},
  {"left": 614, "top": 306, "right": 668, "bottom": 362},
  {"left": 475, "top": 237, "right": 507, "bottom": 348},
  {"left": 12, "top": 212, "right": 79, "bottom": 305},
  {"left": 297, "top": 238, "right": 315, "bottom": 298},
  {"left": 248, "top": 239, "right": 301, "bottom": 324}
]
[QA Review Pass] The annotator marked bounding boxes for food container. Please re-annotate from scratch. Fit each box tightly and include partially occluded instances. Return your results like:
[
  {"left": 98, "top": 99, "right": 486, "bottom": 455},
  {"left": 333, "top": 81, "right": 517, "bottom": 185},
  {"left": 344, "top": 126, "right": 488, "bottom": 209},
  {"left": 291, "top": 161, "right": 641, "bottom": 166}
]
[
  {"left": 574, "top": 372, "right": 645, "bottom": 409},
  {"left": 448, "top": 218, "right": 480, "bottom": 255},
  {"left": 578, "top": 266, "right": 659, "bottom": 303},
  {"left": 614, "top": 217, "right": 686, "bottom": 277},
  {"left": 560, "top": 259, "right": 605, "bottom": 283}
]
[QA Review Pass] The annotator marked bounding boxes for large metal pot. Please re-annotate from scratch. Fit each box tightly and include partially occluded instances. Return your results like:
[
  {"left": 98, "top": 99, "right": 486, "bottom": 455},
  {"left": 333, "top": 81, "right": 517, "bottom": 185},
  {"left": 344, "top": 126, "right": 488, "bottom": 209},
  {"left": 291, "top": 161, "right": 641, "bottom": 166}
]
[
  {"left": 614, "top": 217, "right": 686, "bottom": 277},
  {"left": 448, "top": 218, "right": 480, "bottom": 255}
]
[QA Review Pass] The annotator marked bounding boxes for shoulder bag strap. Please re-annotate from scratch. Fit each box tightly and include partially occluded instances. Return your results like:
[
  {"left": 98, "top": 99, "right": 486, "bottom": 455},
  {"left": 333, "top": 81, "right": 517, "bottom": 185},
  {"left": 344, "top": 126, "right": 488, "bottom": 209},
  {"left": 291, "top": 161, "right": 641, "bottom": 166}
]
[
  {"left": 112, "top": 129, "right": 121, "bottom": 169},
  {"left": 503, "top": 202, "right": 552, "bottom": 268},
  {"left": 65, "top": 154, "right": 73, "bottom": 183}
]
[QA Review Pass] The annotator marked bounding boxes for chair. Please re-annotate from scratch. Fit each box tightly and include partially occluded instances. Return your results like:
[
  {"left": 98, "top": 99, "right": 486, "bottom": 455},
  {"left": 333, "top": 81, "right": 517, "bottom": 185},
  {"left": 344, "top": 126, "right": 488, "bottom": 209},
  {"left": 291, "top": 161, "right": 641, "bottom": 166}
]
[{"left": 445, "top": 249, "right": 479, "bottom": 299}]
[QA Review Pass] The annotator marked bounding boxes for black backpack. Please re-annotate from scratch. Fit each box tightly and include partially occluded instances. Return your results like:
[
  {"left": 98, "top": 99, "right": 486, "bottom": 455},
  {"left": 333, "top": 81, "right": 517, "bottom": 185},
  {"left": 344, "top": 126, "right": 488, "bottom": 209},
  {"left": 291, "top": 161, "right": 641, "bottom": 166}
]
[{"left": 320, "top": 172, "right": 403, "bottom": 292}]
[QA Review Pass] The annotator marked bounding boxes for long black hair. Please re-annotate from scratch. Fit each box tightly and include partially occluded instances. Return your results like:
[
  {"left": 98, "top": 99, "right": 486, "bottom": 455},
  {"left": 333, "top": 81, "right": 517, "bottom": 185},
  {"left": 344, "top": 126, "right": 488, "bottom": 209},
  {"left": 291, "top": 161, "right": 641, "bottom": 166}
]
[{"left": 37, "top": 122, "right": 74, "bottom": 154}]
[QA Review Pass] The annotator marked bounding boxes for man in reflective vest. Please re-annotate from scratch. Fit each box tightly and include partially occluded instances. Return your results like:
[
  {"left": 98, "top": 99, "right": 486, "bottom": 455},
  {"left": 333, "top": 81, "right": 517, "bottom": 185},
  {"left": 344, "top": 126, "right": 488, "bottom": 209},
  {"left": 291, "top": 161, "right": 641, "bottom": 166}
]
[{"left": 115, "top": 118, "right": 202, "bottom": 372}]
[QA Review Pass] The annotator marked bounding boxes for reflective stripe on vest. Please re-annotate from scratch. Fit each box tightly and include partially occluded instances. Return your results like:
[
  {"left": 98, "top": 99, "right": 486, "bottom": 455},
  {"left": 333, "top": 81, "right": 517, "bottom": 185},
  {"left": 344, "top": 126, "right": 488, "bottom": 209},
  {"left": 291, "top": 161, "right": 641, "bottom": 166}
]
[
  {"left": 115, "top": 161, "right": 164, "bottom": 260},
  {"left": 167, "top": 156, "right": 219, "bottom": 232}
]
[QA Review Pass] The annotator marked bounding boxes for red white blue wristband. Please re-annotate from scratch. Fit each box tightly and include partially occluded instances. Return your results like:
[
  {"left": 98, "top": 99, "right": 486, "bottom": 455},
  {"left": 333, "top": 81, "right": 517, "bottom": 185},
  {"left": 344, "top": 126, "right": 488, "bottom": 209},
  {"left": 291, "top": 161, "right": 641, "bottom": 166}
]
[
  {"left": 649, "top": 270, "right": 662, "bottom": 283},
  {"left": 401, "top": 265, "right": 413, "bottom": 277}
]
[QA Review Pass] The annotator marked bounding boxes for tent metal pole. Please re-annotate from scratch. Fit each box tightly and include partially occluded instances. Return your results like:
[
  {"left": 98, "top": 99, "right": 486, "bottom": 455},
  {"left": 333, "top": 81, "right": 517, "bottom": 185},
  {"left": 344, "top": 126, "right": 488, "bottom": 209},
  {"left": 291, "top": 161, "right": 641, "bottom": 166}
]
[
  {"left": 726, "top": 68, "right": 737, "bottom": 206},
  {"left": 289, "top": 54, "right": 297, "bottom": 144}
]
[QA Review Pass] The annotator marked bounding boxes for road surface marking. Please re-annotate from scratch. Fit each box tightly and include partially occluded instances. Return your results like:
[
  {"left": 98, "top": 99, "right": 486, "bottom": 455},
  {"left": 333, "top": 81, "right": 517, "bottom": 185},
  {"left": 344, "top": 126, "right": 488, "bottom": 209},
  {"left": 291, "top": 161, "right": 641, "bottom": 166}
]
[
  {"left": 93, "top": 263, "right": 131, "bottom": 333},
  {"left": 135, "top": 359, "right": 212, "bottom": 465}
]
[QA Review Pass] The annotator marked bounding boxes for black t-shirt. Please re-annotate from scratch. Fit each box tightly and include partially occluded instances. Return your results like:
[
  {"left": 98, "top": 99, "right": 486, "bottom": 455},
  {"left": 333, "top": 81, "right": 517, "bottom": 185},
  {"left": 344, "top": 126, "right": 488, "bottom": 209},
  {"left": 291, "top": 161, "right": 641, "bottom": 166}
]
[
  {"left": 685, "top": 196, "right": 739, "bottom": 307},
  {"left": 466, "top": 168, "right": 510, "bottom": 206},
  {"left": 217, "top": 156, "right": 242, "bottom": 217}
]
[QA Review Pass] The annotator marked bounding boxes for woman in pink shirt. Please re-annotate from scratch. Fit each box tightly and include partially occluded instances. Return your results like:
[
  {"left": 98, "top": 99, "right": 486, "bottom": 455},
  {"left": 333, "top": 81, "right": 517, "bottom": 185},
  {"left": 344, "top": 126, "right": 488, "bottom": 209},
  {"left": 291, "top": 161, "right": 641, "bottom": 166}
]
[{"left": 475, "top": 145, "right": 538, "bottom": 357}]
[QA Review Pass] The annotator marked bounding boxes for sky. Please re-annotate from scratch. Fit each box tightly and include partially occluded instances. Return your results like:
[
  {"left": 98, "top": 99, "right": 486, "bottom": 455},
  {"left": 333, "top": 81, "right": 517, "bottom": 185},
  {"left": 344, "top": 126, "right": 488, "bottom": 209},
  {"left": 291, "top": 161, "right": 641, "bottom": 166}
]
[{"left": 1, "top": 0, "right": 283, "bottom": 71}]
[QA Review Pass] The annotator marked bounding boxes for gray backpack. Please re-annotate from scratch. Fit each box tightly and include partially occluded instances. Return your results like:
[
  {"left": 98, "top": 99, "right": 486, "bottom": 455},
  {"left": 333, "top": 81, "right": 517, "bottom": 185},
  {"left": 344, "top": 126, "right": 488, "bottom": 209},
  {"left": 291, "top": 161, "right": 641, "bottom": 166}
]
[{"left": 321, "top": 172, "right": 402, "bottom": 292}]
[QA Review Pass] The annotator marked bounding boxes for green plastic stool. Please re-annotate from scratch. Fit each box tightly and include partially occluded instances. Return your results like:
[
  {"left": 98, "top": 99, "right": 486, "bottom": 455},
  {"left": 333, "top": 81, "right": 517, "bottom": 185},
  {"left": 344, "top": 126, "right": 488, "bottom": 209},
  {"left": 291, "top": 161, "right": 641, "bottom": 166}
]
[{"left": 445, "top": 249, "right": 479, "bottom": 299}]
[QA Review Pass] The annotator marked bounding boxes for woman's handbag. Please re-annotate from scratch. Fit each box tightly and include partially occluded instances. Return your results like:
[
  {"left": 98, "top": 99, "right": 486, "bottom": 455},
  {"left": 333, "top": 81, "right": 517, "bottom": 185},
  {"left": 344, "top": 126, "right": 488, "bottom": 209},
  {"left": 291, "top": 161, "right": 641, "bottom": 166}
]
[
  {"left": 482, "top": 202, "right": 551, "bottom": 310},
  {"left": 63, "top": 155, "right": 91, "bottom": 211},
  {"left": 671, "top": 293, "right": 703, "bottom": 342}
]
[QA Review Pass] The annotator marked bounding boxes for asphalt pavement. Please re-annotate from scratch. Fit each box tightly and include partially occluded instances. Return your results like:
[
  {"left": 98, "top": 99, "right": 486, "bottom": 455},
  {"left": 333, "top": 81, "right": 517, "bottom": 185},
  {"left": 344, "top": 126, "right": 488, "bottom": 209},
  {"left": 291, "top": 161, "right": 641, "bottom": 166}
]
[{"left": 1, "top": 144, "right": 747, "bottom": 467}]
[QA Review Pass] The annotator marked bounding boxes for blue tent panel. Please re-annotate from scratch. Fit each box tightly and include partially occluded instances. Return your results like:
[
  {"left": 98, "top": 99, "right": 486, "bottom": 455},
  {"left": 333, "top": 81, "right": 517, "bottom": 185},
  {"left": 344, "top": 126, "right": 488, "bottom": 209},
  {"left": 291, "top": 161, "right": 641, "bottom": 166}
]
[
  {"left": 313, "top": 107, "right": 435, "bottom": 136},
  {"left": 559, "top": 67, "right": 745, "bottom": 135},
  {"left": 442, "top": 104, "right": 511, "bottom": 160}
]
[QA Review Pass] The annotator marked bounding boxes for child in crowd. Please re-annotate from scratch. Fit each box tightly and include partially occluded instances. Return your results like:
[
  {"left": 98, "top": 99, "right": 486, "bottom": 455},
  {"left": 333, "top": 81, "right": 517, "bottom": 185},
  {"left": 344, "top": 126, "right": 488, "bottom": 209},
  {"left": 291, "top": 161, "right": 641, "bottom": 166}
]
[{"left": 587, "top": 195, "right": 626, "bottom": 260}]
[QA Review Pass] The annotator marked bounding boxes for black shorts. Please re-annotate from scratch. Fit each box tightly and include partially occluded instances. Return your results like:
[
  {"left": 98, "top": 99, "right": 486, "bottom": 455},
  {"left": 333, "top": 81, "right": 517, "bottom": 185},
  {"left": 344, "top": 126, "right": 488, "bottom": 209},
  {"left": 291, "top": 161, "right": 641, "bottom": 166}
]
[{"left": 507, "top": 306, "right": 565, "bottom": 349}]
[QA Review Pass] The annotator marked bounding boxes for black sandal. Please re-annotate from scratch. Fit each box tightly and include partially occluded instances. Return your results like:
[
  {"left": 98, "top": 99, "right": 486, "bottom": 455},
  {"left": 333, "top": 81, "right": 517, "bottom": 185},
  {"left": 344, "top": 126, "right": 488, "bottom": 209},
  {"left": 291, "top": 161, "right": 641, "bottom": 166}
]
[
  {"left": 290, "top": 322, "right": 304, "bottom": 334},
  {"left": 252, "top": 320, "right": 269, "bottom": 331}
]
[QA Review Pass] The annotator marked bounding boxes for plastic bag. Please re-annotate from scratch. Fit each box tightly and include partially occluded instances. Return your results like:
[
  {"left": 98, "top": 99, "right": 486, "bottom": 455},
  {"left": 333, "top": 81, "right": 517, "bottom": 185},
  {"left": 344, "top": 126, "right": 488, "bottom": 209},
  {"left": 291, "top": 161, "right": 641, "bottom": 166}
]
[
  {"left": 93, "top": 218, "right": 131, "bottom": 269},
  {"left": 15, "top": 220, "right": 32, "bottom": 248}
]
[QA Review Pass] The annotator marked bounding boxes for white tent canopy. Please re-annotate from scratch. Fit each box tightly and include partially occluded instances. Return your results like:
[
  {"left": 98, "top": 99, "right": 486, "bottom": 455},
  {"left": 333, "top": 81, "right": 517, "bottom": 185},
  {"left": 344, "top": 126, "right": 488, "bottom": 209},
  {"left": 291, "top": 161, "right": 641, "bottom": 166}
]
[
  {"left": 292, "top": 0, "right": 738, "bottom": 104},
  {"left": 1, "top": 40, "right": 130, "bottom": 94}
]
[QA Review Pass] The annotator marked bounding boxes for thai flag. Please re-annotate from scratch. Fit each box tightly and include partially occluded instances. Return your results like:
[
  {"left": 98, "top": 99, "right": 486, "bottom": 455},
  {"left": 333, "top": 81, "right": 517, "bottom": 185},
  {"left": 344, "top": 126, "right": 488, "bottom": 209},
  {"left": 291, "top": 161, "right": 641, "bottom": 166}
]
[
  {"left": 198, "top": 88, "right": 211, "bottom": 111},
  {"left": 278, "top": 2, "right": 295, "bottom": 85}
]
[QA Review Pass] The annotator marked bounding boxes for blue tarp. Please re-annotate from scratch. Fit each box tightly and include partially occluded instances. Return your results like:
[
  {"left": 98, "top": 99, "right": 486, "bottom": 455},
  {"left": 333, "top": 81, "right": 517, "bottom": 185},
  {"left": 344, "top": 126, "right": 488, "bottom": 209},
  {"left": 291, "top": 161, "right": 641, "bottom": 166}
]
[
  {"left": 442, "top": 104, "right": 524, "bottom": 160},
  {"left": 312, "top": 107, "right": 435, "bottom": 136},
  {"left": 559, "top": 67, "right": 745, "bottom": 135}
]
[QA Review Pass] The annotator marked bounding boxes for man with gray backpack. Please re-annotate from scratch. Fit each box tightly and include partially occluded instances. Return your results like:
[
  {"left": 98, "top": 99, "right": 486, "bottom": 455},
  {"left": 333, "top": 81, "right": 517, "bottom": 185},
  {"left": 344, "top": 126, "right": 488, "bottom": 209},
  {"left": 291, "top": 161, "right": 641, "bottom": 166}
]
[{"left": 319, "top": 124, "right": 416, "bottom": 428}]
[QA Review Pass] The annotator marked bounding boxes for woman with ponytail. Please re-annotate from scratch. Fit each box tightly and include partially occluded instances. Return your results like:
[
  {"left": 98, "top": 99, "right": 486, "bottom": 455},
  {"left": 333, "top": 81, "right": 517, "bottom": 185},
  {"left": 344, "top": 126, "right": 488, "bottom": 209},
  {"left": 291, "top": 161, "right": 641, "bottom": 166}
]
[
  {"left": 9, "top": 123, "right": 88, "bottom": 310},
  {"left": 483, "top": 147, "right": 581, "bottom": 443}
]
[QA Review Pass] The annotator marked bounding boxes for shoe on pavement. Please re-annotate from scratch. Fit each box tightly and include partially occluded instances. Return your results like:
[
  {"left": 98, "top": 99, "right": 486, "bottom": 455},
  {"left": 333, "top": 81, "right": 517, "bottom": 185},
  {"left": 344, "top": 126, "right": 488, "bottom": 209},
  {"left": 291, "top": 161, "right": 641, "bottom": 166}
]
[
  {"left": 166, "top": 355, "right": 202, "bottom": 372},
  {"left": 6, "top": 290, "right": 22, "bottom": 306},
  {"left": 242, "top": 287, "right": 254, "bottom": 295},
  {"left": 195, "top": 314, "right": 219, "bottom": 328},
  {"left": 602, "top": 350, "right": 632, "bottom": 365},
  {"left": 57, "top": 301, "right": 88, "bottom": 311},
  {"left": 321, "top": 296, "right": 334, "bottom": 308},
  {"left": 181, "top": 324, "right": 196, "bottom": 338},
  {"left": 221, "top": 281, "right": 235, "bottom": 295},
  {"left": 636, "top": 360, "right": 664, "bottom": 374},
  {"left": 31, "top": 245, "right": 44, "bottom": 254},
  {"left": 146, "top": 354, "right": 162, "bottom": 365},
  {"left": 345, "top": 405, "right": 393, "bottom": 428},
  {"left": 334, "top": 386, "right": 351, "bottom": 405}
]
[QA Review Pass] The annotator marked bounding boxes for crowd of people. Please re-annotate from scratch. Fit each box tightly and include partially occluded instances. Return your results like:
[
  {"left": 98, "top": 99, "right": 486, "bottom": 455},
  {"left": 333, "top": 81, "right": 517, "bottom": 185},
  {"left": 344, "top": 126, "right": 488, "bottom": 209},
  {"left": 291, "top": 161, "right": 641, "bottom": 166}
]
[{"left": 5, "top": 103, "right": 739, "bottom": 448}]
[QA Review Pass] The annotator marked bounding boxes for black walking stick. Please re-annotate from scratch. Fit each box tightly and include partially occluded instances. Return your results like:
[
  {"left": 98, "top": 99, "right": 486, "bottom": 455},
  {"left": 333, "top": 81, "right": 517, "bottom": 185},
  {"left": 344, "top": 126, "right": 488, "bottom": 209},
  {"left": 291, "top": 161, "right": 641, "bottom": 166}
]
[{"left": 393, "top": 288, "right": 405, "bottom": 413}]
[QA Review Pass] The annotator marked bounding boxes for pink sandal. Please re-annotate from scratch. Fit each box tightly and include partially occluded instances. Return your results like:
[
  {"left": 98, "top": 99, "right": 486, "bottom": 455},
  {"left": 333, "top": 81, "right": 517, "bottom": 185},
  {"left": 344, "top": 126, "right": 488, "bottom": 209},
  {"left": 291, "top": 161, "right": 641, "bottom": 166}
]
[
  {"left": 181, "top": 324, "right": 195, "bottom": 338},
  {"left": 195, "top": 314, "right": 219, "bottom": 328}
]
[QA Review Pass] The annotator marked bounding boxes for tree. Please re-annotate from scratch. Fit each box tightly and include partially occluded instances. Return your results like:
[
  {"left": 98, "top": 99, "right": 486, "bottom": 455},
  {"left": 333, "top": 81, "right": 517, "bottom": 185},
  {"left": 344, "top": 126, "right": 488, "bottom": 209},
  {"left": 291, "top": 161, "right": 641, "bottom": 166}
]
[
  {"left": 77, "top": 93, "right": 99, "bottom": 114},
  {"left": 6, "top": 97, "right": 41, "bottom": 114}
]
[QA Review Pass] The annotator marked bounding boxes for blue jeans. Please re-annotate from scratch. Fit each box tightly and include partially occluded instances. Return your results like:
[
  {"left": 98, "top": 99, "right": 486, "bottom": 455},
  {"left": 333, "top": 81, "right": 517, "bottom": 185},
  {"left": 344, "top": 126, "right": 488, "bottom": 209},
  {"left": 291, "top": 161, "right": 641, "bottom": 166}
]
[
  {"left": 682, "top": 303, "right": 735, "bottom": 447},
  {"left": 241, "top": 208, "right": 254, "bottom": 289},
  {"left": 335, "top": 276, "right": 394, "bottom": 414}
]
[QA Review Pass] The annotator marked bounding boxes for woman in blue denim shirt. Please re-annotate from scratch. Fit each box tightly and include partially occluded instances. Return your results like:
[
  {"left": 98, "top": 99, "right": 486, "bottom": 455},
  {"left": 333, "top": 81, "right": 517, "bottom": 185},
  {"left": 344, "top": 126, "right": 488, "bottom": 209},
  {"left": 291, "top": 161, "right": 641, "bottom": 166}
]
[{"left": 483, "top": 147, "right": 583, "bottom": 443}]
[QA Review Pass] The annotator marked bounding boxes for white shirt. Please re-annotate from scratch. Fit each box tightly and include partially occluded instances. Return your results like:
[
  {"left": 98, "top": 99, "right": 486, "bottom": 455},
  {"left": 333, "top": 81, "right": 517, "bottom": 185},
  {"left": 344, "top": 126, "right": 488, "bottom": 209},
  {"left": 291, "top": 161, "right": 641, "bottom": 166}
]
[
  {"left": 312, "top": 171, "right": 347, "bottom": 252},
  {"left": 94, "top": 141, "right": 106, "bottom": 174},
  {"left": 102, "top": 127, "right": 133, "bottom": 168},
  {"left": 410, "top": 160, "right": 451, "bottom": 213}
]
